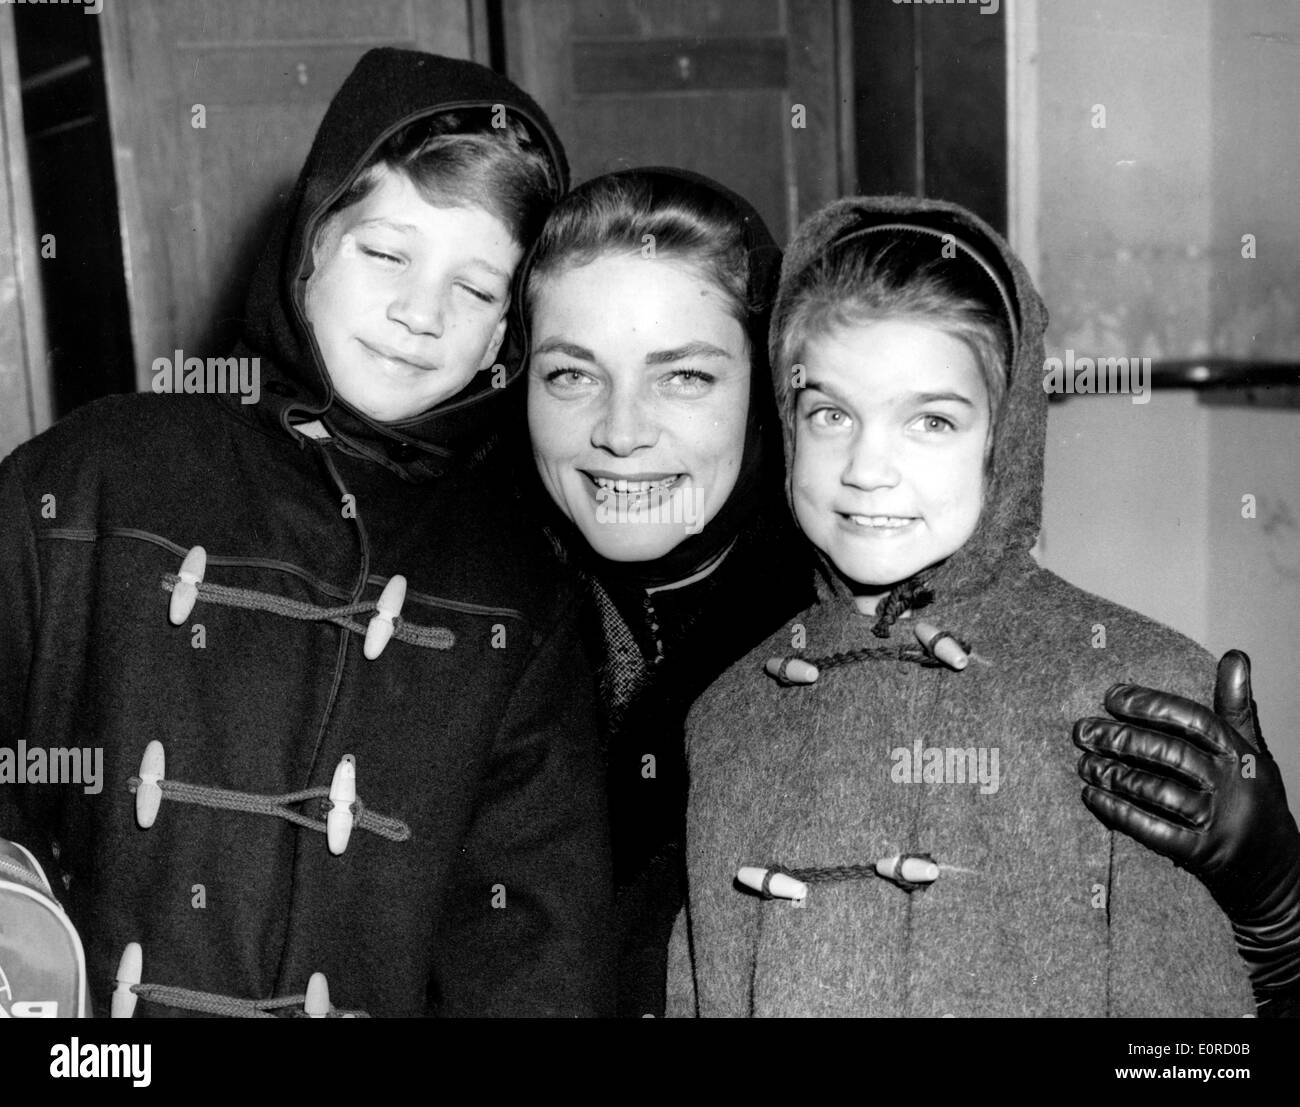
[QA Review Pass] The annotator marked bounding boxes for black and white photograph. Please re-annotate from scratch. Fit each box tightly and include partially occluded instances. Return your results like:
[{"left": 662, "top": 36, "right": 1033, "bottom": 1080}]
[{"left": 0, "top": 0, "right": 1297, "bottom": 1083}]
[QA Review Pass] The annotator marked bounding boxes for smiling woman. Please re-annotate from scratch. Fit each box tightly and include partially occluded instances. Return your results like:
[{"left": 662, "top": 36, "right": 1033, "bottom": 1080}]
[
  {"left": 517, "top": 168, "right": 815, "bottom": 1016},
  {"left": 528, "top": 253, "right": 749, "bottom": 562}
]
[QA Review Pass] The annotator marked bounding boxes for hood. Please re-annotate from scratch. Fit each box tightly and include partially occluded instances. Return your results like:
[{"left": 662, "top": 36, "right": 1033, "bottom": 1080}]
[
  {"left": 227, "top": 47, "right": 569, "bottom": 481},
  {"left": 772, "top": 195, "right": 1049, "bottom": 611},
  {"left": 516, "top": 166, "right": 788, "bottom": 591}
]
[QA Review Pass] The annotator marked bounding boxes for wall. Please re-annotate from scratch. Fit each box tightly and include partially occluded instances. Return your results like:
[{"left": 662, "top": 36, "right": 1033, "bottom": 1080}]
[{"left": 1017, "top": 0, "right": 1300, "bottom": 812}]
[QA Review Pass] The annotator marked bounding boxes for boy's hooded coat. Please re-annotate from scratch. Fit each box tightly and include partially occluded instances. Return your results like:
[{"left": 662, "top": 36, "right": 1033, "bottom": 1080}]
[
  {"left": 0, "top": 49, "right": 613, "bottom": 1016},
  {"left": 666, "top": 196, "right": 1253, "bottom": 1017}
]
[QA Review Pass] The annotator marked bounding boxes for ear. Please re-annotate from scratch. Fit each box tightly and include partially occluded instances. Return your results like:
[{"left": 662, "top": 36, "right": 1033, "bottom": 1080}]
[{"left": 479, "top": 312, "right": 509, "bottom": 372}]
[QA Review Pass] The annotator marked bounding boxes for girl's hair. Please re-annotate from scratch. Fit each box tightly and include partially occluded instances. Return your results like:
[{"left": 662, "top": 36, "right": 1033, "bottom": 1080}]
[
  {"left": 771, "top": 231, "right": 1013, "bottom": 442},
  {"left": 523, "top": 171, "right": 752, "bottom": 332},
  {"left": 327, "top": 109, "right": 559, "bottom": 247}
]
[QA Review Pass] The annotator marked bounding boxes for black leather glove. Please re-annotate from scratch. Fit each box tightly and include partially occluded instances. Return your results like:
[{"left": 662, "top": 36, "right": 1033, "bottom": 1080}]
[{"left": 1073, "top": 650, "right": 1300, "bottom": 1017}]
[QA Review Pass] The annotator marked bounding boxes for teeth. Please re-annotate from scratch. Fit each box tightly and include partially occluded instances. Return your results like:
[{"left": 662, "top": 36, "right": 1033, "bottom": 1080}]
[
  {"left": 593, "top": 476, "right": 679, "bottom": 494},
  {"left": 849, "top": 515, "right": 913, "bottom": 528}
]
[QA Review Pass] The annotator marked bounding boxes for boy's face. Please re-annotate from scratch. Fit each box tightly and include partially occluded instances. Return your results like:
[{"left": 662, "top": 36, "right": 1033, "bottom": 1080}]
[
  {"left": 791, "top": 318, "right": 990, "bottom": 594},
  {"left": 304, "top": 166, "right": 521, "bottom": 422}
]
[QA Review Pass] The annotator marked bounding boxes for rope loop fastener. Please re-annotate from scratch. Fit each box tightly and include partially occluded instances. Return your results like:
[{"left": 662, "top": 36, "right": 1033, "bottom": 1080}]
[
  {"left": 160, "top": 553, "right": 454, "bottom": 654},
  {"left": 764, "top": 625, "right": 976, "bottom": 686},
  {"left": 737, "top": 853, "right": 943, "bottom": 902},
  {"left": 127, "top": 743, "right": 410, "bottom": 853},
  {"left": 112, "top": 943, "right": 368, "bottom": 1018}
]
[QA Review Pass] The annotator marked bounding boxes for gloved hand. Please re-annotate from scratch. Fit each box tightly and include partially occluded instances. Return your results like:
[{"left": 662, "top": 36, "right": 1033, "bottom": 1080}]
[{"left": 1073, "top": 650, "right": 1300, "bottom": 1016}]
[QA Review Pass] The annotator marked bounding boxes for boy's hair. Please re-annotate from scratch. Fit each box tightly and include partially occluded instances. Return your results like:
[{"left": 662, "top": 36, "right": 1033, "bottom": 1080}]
[
  {"left": 523, "top": 171, "right": 752, "bottom": 337},
  {"left": 326, "top": 109, "right": 559, "bottom": 247},
  {"left": 772, "top": 231, "right": 1013, "bottom": 448}
]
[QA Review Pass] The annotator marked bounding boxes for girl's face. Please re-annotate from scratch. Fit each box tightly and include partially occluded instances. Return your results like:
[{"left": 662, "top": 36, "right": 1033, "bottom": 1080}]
[
  {"left": 527, "top": 253, "right": 750, "bottom": 562},
  {"left": 791, "top": 318, "right": 990, "bottom": 602}
]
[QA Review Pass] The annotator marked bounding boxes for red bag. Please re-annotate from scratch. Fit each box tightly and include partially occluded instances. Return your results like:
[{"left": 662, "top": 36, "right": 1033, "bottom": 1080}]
[{"left": 0, "top": 838, "right": 88, "bottom": 1018}]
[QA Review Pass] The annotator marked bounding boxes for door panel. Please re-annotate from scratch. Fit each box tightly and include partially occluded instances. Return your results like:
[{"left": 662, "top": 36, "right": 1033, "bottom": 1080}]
[{"left": 502, "top": 0, "right": 850, "bottom": 244}]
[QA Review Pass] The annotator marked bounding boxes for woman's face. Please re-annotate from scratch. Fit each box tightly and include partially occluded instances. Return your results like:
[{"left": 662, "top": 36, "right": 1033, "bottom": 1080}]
[{"left": 527, "top": 253, "right": 750, "bottom": 562}]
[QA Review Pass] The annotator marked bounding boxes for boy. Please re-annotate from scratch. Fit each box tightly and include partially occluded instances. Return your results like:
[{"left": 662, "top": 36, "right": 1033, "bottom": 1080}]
[
  {"left": 0, "top": 48, "right": 612, "bottom": 1017},
  {"left": 666, "top": 195, "right": 1295, "bottom": 1016}
]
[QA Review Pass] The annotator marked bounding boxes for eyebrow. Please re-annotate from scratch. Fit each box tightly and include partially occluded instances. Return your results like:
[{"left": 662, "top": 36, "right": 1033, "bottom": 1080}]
[
  {"left": 532, "top": 339, "right": 596, "bottom": 361},
  {"left": 644, "top": 341, "right": 733, "bottom": 365},
  {"left": 909, "top": 391, "right": 977, "bottom": 407},
  {"left": 531, "top": 339, "right": 735, "bottom": 365},
  {"left": 357, "top": 217, "right": 417, "bottom": 235},
  {"left": 802, "top": 381, "right": 976, "bottom": 407}
]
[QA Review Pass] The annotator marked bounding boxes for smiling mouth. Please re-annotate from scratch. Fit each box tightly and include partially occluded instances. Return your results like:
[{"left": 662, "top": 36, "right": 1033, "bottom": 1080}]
[
  {"left": 842, "top": 514, "right": 917, "bottom": 529},
  {"left": 360, "top": 340, "right": 437, "bottom": 372},
  {"left": 587, "top": 474, "right": 685, "bottom": 496}
]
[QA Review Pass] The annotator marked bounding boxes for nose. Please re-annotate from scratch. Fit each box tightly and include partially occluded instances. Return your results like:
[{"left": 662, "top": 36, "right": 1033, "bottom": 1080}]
[
  {"left": 387, "top": 278, "right": 445, "bottom": 338},
  {"left": 591, "top": 384, "right": 658, "bottom": 456},
  {"left": 842, "top": 428, "right": 901, "bottom": 491}
]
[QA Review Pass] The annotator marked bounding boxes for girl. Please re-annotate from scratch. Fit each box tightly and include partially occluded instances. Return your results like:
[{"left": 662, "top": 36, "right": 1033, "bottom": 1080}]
[{"left": 665, "top": 195, "right": 1299, "bottom": 1016}]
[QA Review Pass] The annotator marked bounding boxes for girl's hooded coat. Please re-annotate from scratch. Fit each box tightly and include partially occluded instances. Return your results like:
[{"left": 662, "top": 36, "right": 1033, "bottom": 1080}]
[
  {"left": 666, "top": 196, "right": 1253, "bottom": 1017},
  {"left": 0, "top": 49, "right": 613, "bottom": 1017}
]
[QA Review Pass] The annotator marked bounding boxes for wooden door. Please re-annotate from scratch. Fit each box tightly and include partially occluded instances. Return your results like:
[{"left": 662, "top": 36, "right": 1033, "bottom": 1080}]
[
  {"left": 97, "top": 0, "right": 489, "bottom": 390},
  {"left": 501, "top": 0, "right": 853, "bottom": 245}
]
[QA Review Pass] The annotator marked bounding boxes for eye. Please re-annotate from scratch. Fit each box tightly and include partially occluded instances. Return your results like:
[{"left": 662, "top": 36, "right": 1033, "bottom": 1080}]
[
  {"left": 807, "top": 406, "right": 850, "bottom": 429},
  {"left": 543, "top": 366, "right": 595, "bottom": 390},
  {"left": 663, "top": 368, "right": 714, "bottom": 391},
  {"left": 457, "top": 282, "right": 498, "bottom": 305},
  {"left": 359, "top": 245, "right": 402, "bottom": 265},
  {"left": 914, "top": 413, "right": 956, "bottom": 433}
]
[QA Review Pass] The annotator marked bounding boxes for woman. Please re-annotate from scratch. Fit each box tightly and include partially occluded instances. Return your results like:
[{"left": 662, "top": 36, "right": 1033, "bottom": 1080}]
[
  {"left": 513, "top": 171, "right": 1299, "bottom": 1018},
  {"left": 515, "top": 168, "right": 815, "bottom": 1016}
]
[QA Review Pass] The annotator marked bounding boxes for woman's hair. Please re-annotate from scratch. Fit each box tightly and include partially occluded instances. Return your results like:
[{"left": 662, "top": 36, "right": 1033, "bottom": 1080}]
[
  {"left": 327, "top": 109, "right": 559, "bottom": 247},
  {"left": 523, "top": 171, "right": 752, "bottom": 333},
  {"left": 771, "top": 231, "right": 1013, "bottom": 442}
]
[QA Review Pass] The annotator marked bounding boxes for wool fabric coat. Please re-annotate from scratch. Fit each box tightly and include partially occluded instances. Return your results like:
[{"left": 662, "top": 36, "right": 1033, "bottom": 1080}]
[
  {"left": 666, "top": 196, "right": 1254, "bottom": 1017},
  {"left": 0, "top": 48, "right": 613, "bottom": 1017}
]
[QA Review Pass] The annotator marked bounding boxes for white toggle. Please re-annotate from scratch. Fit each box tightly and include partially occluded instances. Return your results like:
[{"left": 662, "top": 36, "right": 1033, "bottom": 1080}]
[
  {"left": 169, "top": 546, "right": 207, "bottom": 626},
  {"left": 111, "top": 942, "right": 143, "bottom": 1018},
  {"left": 305, "top": 972, "right": 330, "bottom": 1018},
  {"left": 327, "top": 754, "right": 356, "bottom": 855},
  {"left": 913, "top": 621, "right": 968, "bottom": 670},
  {"left": 737, "top": 865, "right": 808, "bottom": 901},
  {"left": 876, "top": 854, "right": 940, "bottom": 885},
  {"left": 764, "top": 656, "right": 820, "bottom": 684},
  {"left": 363, "top": 575, "right": 407, "bottom": 660},
  {"left": 135, "top": 741, "right": 165, "bottom": 829}
]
